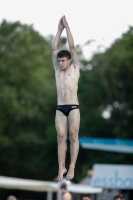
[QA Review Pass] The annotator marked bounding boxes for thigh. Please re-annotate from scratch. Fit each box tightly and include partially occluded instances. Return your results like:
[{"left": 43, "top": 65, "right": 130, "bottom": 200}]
[
  {"left": 68, "top": 109, "right": 80, "bottom": 133},
  {"left": 55, "top": 110, "right": 68, "bottom": 136}
]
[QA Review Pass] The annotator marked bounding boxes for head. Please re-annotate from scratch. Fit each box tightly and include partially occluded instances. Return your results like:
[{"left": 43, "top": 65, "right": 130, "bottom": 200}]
[
  {"left": 60, "top": 183, "right": 67, "bottom": 195},
  {"left": 114, "top": 194, "right": 124, "bottom": 200},
  {"left": 57, "top": 50, "right": 71, "bottom": 71},
  {"left": 82, "top": 194, "right": 91, "bottom": 200},
  {"left": 7, "top": 195, "right": 17, "bottom": 200}
]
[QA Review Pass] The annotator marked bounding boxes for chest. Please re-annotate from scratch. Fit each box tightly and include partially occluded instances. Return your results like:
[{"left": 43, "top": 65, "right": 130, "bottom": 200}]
[{"left": 55, "top": 65, "right": 79, "bottom": 83}]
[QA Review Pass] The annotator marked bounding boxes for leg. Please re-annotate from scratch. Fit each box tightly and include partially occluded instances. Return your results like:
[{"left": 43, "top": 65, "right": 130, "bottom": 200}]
[
  {"left": 66, "top": 109, "right": 80, "bottom": 180},
  {"left": 55, "top": 110, "right": 68, "bottom": 181}
]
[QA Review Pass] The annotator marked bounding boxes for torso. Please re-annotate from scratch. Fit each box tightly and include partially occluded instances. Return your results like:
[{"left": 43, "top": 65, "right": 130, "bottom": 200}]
[{"left": 55, "top": 64, "right": 80, "bottom": 105}]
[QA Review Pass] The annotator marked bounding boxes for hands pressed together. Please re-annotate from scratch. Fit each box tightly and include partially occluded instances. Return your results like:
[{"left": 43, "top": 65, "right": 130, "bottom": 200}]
[{"left": 58, "top": 15, "right": 68, "bottom": 30}]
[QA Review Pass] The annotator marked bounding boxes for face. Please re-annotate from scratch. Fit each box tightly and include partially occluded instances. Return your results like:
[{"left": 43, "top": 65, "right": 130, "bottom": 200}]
[
  {"left": 58, "top": 57, "right": 71, "bottom": 70},
  {"left": 61, "top": 188, "right": 66, "bottom": 195}
]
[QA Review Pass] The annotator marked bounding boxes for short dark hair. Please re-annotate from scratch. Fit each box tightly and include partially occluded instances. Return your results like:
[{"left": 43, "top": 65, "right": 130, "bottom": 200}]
[
  {"left": 114, "top": 194, "right": 124, "bottom": 200},
  {"left": 82, "top": 194, "right": 90, "bottom": 198},
  {"left": 60, "top": 183, "right": 67, "bottom": 190},
  {"left": 57, "top": 50, "right": 71, "bottom": 60}
]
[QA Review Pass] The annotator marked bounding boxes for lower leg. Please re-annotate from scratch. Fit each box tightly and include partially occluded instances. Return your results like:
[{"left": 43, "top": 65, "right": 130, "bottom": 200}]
[
  {"left": 66, "top": 133, "right": 79, "bottom": 180},
  {"left": 57, "top": 136, "right": 67, "bottom": 181}
]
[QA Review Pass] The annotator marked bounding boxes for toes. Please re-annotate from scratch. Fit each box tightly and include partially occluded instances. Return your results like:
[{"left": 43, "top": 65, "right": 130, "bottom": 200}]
[
  {"left": 58, "top": 176, "right": 62, "bottom": 182},
  {"left": 58, "top": 168, "right": 67, "bottom": 181},
  {"left": 66, "top": 175, "right": 73, "bottom": 180},
  {"left": 58, "top": 173, "right": 62, "bottom": 181},
  {"left": 66, "top": 168, "right": 74, "bottom": 180}
]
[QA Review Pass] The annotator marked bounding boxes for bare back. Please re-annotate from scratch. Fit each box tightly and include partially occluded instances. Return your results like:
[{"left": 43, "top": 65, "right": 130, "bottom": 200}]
[{"left": 55, "top": 64, "right": 80, "bottom": 105}]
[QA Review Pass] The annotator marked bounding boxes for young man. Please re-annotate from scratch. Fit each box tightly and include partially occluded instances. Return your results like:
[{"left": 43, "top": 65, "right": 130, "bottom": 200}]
[{"left": 52, "top": 15, "right": 80, "bottom": 181}]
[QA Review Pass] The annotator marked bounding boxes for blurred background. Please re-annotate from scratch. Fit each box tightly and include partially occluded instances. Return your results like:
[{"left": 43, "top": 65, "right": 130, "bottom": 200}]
[{"left": 0, "top": 0, "right": 133, "bottom": 199}]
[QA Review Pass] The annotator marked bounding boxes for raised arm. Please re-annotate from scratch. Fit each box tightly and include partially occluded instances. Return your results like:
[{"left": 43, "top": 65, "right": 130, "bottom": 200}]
[
  {"left": 52, "top": 17, "right": 64, "bottom": 70},
  {"left": 62, "top": 15, "right": 80, "bottom": 69}
]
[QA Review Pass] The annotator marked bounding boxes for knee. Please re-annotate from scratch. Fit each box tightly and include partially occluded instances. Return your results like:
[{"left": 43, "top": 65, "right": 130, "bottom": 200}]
[
  {"left": 57, "top": 133, "right": 66, "bottom": 143},
  {"left": 69, "top": 129, "right": 78, "bottom": 142}
]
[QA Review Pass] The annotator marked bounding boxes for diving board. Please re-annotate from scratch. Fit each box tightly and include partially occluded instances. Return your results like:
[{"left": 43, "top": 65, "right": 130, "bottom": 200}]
[{"left": 79, "top": 137, "right": 133, "bottom": 153}]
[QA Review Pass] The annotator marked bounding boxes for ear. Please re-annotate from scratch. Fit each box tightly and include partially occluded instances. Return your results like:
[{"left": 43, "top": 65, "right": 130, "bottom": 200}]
[{"left": 68, "top": 59, "right": 71, "bottom": 64}]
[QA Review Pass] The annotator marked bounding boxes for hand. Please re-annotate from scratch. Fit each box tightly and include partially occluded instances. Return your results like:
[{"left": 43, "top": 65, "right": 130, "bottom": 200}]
[
  {"left": 62, "top": 15, "right": 68, "bottom": 28},
  {"left": 58, "top": 17, "right": 64, "bottom": 30}
]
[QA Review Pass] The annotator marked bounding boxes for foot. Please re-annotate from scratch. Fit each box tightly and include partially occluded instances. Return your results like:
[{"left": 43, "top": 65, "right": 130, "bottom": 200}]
[
  {"left": 58, "top": 168, "right": 67, "bottom": 181},
  {"left": 66, "top": 167, "right": 74, "bottom": 180}
]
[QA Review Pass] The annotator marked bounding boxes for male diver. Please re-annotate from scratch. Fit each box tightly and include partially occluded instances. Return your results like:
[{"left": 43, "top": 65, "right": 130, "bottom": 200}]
[{"left": 52, "top": 15, "right": 80, "bottom": 181}]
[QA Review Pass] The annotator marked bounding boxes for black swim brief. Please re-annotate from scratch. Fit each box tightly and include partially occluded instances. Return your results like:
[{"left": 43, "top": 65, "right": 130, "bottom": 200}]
[{"left": 56, "top": 105, "right": 79, "bottom": 116}]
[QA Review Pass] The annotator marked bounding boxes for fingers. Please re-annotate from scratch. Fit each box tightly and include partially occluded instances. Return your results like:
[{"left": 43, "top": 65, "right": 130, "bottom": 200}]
[
  {"left": 59, "top": 16, "right": 67, "bottom": 28},
  {"left": 60, "top": 15, "right": 66, "bottom": 20},
  {"left": 60, "top": 18, "right": 63, "bottom": 23}
]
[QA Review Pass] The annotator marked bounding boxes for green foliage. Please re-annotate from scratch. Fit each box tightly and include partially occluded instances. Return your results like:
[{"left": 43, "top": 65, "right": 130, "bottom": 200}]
[
  {"left": 80, "top": 27, "right": 133, "bottom": 139},
  {"left": 76, "top": 27, "right": 133, "bottom": 181},
  {"left": 0, "top": 20, "right": 57, "bottom": 180}
]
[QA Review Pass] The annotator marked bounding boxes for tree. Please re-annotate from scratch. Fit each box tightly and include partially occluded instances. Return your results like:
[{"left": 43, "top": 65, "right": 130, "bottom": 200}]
[
  {"left": 75, "top": 27, "right": 133, "bottom": 182},
  {"left": 0, "top": 20, "right": 57, "bottom": 180}
]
